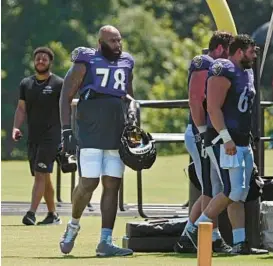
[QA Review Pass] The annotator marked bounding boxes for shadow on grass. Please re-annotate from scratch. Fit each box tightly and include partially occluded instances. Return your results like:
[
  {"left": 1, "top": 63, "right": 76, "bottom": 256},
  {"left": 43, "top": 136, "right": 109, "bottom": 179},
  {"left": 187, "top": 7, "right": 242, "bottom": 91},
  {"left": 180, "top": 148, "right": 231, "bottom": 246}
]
[
  {"left": 5, "top": 252, "right": 270, "bottom": 260},
  {"left": 212, "top": 253, "right": 240, "bottom": 258},
  {"left": 258, "top": 255, "right": 273, "bottom": 259},
  {"left": 3, "top": 253, "right": 195, "bottom": 260},
  {"left": 3, "top": 255, "right": 140, "bottom": 260},
  {"left": 1, "top": 225, "right": 26, "bottom": 227},
  {"left": 157, "top": 253, "right": 273, "bottom": 260},
  {"left": 149, "top": 252, "right": 197, "bottom": 259},
  {"left": 2, "top": 255, "right": 97, "bottom": 259},
  {"left": 154, "top": 252, "right": 238, "bottom": 259}
]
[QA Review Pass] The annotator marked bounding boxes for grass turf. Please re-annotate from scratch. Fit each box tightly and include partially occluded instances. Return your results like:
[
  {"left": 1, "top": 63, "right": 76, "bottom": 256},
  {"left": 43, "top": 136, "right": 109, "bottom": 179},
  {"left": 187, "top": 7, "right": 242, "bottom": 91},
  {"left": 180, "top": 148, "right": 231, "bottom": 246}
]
[
  {"left": 1, "top": 216, "right": 272, "bottom": 266},
  {"left": 1, "top": 153, "right": 192, "bottom": 204},
  {"left": 1, "top": 151, "right": 273, "bottom": 265},
  {"left": 2, "top": 150, "right": 273, "bottom": 204}
]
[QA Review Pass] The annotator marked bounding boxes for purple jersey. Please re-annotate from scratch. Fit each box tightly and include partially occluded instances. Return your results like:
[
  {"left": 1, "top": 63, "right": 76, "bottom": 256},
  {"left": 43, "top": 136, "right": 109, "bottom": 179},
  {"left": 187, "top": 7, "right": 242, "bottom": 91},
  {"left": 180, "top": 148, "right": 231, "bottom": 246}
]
[
  {"left": 71, "top": 47, "right": 135, "bottom": 97},
  {"left": 187, "top": 54, "right": 214, "bottom": 133},
  {"left": 206, "top": 59, "right": 256, "bottom": 135}
]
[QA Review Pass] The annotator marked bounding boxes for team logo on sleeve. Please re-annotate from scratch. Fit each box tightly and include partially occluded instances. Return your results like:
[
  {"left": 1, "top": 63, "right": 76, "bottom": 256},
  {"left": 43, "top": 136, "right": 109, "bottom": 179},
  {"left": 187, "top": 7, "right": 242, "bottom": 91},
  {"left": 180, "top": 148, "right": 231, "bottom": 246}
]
[
  {"left": 71, "top": 49, "right": 79, "bottom": 62},
  {"left": 212, "top": 62, "right": 223, "bottom": 76},
  {"left": 71, "top": 47, "right": 86, "bottom": 62},
  {"left": 193, "top": 56, "right": 203, "bottom": 68}
]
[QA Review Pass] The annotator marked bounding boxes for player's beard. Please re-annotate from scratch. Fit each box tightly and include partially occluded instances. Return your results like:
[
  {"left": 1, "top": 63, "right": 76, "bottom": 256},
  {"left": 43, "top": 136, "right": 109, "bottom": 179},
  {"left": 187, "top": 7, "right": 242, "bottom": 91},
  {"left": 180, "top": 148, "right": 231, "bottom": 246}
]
[
  {"left": 240, "top": 54, "right": 253, "bottom": 69},
  {"left": 35, "top": 64, "right": 50, "bottom": 74},
  {"left": 100, "top": 41, "right": 121, "bottom": 61}
]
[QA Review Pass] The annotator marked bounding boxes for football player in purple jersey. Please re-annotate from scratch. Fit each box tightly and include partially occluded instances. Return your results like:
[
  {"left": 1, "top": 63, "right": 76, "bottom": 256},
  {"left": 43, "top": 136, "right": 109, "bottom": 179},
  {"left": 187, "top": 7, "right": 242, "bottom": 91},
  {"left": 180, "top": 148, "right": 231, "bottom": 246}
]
[{"left": 59, "top": 25, "right": 136, "bottom": 257}]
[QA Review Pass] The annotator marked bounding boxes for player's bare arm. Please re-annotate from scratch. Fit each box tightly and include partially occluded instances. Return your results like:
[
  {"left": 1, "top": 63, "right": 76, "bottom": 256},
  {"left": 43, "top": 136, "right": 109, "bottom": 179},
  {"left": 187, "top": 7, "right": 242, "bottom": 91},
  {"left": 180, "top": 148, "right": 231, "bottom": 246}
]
[
  {"left": 13, "top": 100, "right": 26, "bottom": 128},
  {"left": 127, "top": 72, "right": 134, "bottom": 97},
  {"left": 207, "top": 76, "right": 236, "bottom": 155},
  {"left": 12, "top": 100, "right": 26, "bottom": 141},
  {"left": 127, "top": 72, "right": 137, "bottom": 119},
  {"left": 207, "top": 76, "right": 230, "bottom": 133},
  {"left": 189, "top": 70, "right": 208, "bottom": 129},
  {"left": 60, "top": 63, "right": 86, "bottom": 127}
]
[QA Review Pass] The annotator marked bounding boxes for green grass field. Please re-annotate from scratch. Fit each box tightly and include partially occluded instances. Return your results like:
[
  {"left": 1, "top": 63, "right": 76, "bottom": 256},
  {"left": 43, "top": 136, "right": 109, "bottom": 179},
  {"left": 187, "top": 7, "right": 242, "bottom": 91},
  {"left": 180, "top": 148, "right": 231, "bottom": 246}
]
[
  {"left": 1, "top": 151, "right": 273, "bottom": 265},
  {"left": 2, "top": 151, "right": 273, "bottom": 204},
  {"left": 1, "top": 154, "right": 192, "bottom": 204},
  {"left": 2, "top": 216, "right": 273, "bottom": 266}
]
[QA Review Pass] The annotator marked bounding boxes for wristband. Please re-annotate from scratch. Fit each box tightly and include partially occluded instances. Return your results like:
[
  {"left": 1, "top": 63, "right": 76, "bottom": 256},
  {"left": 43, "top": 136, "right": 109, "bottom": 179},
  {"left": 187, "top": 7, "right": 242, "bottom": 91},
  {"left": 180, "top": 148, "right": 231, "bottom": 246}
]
[
  {"left": 219, "top": 129, "right": 232, "bottom": 143},
  {"left": 197, "top": 125, "right": 207, "bottom": 134}
]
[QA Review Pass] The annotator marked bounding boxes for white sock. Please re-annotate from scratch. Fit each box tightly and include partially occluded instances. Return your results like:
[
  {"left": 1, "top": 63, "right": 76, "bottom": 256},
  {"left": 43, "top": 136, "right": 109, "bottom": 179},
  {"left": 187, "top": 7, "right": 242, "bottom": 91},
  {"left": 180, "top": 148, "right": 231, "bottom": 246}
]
[
  {"left": 100, "top": 228, "right": 113, "bottom": 243},
  {"left": 233, "top": 228, "right": 245, "bottom": 245},
  {"left": 70, "top": 217, "right": 80, "bottom": 225},
  {"left": 194, "top": 213, "right": 212, "bottom": 226},
  {"left": 212, "top": 228, "right": 222, "bottom": 241}
]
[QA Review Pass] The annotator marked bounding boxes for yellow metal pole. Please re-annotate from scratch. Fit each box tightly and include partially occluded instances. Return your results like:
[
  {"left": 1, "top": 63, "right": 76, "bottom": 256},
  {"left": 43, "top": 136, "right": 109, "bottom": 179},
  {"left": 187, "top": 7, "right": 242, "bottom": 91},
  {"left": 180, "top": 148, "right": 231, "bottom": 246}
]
[{"left": 206, "top": 0, "right": 238, "bottom": 35}]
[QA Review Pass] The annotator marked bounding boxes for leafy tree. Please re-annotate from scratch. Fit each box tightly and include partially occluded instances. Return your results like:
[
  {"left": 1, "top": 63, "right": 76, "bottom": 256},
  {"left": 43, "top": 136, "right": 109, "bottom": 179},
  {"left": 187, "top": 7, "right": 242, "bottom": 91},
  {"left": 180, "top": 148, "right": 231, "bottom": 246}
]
[
  {"left": 143, "top": 17, "right": 213, "bottom": 154},
  {"left": 1, "top": 0, "right": 272, "bottom": 159}
]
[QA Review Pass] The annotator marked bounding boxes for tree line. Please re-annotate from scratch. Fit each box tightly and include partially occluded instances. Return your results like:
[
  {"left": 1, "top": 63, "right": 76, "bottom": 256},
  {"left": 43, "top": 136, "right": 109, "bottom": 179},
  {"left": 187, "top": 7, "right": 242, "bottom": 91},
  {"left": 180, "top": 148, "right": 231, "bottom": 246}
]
[{"left": 2, "top": 0, "right": 273, "bottom": 159}]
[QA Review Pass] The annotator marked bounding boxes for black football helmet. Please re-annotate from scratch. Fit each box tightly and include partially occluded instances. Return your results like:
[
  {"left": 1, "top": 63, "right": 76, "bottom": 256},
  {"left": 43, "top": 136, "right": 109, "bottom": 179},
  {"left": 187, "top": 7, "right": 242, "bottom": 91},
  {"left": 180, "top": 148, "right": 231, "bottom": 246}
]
[
  {"left": 119, "top": 125, "right": 157, "bottom": 171},
  {"left": 56, "top": 146, "right": 77, "bottom": 173}
]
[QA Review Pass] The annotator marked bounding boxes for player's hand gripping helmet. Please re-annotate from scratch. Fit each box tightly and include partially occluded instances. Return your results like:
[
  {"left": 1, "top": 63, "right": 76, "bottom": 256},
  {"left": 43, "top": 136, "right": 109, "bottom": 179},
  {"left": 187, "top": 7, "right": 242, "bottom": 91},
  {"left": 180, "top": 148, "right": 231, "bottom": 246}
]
[
  {"left": 56, "top": 145, "right": 77, "bottom": 173},
  {"left": 119, "top": 125, "right": 157, "bottom": 171}
]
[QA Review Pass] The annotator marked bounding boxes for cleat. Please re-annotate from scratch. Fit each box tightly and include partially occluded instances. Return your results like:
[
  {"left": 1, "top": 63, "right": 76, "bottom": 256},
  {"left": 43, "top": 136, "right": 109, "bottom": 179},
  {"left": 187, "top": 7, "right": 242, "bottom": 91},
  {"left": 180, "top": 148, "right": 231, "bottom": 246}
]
[
  {"left": 231, "top": 241, "right": 269, "bottom": 255},
  {"left": 59, "top": 222, "right": 80, "bottom": 254},
  {"left": 185, "top": 224, "right": 198, "bottom": 249},
  {"left": 96, "top": 239, "right": 133, "bottom": 257},
  {"left": 173, "top": 235, "right": 197, "bottom": 253},
  {"left": 213, "top": 238, "right": 233, "bottom": 253}
]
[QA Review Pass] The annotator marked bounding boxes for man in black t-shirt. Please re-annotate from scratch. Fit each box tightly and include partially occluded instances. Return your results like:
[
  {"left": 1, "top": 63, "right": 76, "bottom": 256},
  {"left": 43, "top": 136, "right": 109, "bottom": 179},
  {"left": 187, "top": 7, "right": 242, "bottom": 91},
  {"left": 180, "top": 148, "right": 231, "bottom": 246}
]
[{"left": 12, "top": 47, "right": 63, "bottom": 226}]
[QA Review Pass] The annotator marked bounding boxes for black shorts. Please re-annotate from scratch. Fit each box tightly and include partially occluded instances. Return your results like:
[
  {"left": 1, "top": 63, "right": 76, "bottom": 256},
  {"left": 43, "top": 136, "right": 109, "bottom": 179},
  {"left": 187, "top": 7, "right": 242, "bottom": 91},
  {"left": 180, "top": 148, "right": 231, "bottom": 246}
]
[
  {"left": 27, "top": 142, "right": 59, "bottom": 176},
  {"left": 76, "top": 96, "right": 126, "bottom": 149}
]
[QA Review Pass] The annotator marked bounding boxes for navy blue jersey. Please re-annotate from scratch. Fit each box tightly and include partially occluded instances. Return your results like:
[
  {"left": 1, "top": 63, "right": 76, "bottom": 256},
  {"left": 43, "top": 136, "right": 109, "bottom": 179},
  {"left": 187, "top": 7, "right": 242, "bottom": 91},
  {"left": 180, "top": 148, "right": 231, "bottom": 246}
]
[
  {"left": 187, "top": 55, "right": 214, "bottom": 133},
  {"left": 71, "top": 47, "right": 135, "bottom": 98},
  {"left": 206, "top": 59, "right": 255, "bottom": 143},
  {"left": 71, "top": 47, "right": 135, "bottom": 149}
]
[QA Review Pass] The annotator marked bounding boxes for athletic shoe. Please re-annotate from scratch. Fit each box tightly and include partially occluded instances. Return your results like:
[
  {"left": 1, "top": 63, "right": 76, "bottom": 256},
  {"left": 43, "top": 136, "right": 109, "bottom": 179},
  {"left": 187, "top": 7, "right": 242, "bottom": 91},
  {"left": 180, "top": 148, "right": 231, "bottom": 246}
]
[
  {"left": 185, "top": 224, "right": 198, "bottom": 249},
  {"left": 173, "top": 235, "right": 197, "bottom": 253},
  {"left": 22, "top": 211, "right": 36, "bottom": 225},
  {"left": 213, "top": 238, "right": 233, "bottom": 253},
  {"left": 59, "top": 222, "right": 80, "bottom": 254},
  {"left": 231, "top": 241, "right": 269, "bottom": 255},
  {"left": 37, "top": 212, "right": 62, "bottom": 225},
  {"left": 96, "top": 239, "right": 133, "bottom": 257}
]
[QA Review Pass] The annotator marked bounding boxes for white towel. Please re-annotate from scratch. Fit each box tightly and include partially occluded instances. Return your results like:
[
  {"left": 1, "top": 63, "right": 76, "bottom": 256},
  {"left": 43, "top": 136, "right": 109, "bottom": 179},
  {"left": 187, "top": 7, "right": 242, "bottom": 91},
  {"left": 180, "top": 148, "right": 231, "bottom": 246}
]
[{"left": 220, "top": 144, "right": 240, "bottom": 169}]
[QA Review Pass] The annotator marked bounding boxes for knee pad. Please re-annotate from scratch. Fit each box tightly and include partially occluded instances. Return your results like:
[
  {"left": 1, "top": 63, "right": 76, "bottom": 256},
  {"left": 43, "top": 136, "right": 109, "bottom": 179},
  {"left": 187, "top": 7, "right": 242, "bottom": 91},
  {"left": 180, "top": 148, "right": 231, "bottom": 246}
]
[{"left": 228, "top": 186, "right": 244, "bottom": 202}]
